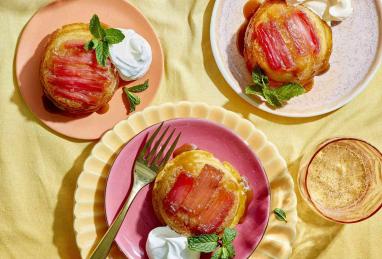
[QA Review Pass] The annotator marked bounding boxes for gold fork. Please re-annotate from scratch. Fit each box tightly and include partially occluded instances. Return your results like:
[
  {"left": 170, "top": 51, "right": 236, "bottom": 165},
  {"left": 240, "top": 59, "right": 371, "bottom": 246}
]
[{"left": 90, "top": 122, "right": 181, "bottom": 259}]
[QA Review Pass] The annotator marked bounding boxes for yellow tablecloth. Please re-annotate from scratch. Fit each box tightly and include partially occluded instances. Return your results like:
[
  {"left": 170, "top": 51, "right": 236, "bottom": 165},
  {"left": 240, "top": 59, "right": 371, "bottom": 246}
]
[{"left": 1, "top": 0, "right": 381, "bottom": 258}]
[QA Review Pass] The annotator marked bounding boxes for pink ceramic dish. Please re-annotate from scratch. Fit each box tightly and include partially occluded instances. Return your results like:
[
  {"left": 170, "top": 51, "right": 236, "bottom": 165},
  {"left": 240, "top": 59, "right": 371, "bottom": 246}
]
[
  {"left": 15, "top": 0, "right": 163, "bottom": 140},
  {"left": 105, "top": 118, "right": 271, "bottom": 258}
]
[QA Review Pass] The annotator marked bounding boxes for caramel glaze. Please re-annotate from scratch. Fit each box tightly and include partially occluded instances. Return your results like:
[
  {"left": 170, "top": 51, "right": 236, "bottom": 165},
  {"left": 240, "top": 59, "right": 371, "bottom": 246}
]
[
  {"left": 96, "top": 103, "right": 110, "bottom": 114},
  {"left": 237, "top": 0, "right": 262, "bottom": 56},
  {"left": 43, "top": 94, "right": 110, "bottom": 116},
  {"left": 239, "top": 176, "right": 253, "bottom": 223},
  {"left": 244, "top": 0, "right": 262, "bottom": 20},
  {"left": 173, "top": 143, "right": 198, "bottom": 158},
  {"left": 42, "top": 94, "right": 62, "bottom": 114},
  {"left": 301, "top": 63, "right": 330, "bottom": 91}
]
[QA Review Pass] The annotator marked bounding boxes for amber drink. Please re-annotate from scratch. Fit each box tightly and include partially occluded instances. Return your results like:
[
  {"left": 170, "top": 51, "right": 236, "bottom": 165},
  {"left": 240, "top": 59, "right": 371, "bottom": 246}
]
[{"left": 298, "top": 138, "right": 382, "bottom": 223}]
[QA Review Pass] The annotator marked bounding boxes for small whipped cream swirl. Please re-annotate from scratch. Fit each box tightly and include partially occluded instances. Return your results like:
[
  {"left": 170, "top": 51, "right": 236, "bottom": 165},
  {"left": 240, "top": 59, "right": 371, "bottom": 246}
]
[
  {"left": 146, "top": 226, "right": 200, "bottom": 259},
  {"left": 109, "top": 29, "right": 152, "bottom": 81},
  {"left": 286, "top": 0, "right": 353, "bottom": 23}
]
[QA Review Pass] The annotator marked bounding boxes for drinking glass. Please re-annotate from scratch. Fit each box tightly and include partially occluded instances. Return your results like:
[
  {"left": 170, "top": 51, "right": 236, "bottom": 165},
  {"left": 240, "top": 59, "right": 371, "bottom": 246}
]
[{"left": 298, "top": 137, "right": 382, "bottom": 223}]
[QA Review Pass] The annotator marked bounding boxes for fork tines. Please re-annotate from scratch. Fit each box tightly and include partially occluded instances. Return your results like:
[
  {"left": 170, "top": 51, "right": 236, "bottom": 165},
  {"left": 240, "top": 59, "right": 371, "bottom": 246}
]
[{"left": 139, "top": 122, "right": 181, "bottom": 169}]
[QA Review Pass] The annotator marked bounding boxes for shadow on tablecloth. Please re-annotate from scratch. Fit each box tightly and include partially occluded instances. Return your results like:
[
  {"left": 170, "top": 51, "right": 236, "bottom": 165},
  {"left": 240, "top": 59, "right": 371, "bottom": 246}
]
[
  {"left": 52, "top": 143, "right": 95, "bottom": 259},
  {"left": 288, "top": 157, "right": 344, "bottom": 259}
]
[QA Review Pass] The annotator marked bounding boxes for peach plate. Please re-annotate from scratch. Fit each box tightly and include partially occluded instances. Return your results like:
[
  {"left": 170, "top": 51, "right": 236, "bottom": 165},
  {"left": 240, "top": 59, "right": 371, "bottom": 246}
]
[
  {"left": 210, "top": 0, "right": 382, "bottom": 117},
  {"left": 73, "top": 101, "right": 297, "bottom": 259},
  {"left": 15, "top": 0, "right": 163, "bottom": 140}
]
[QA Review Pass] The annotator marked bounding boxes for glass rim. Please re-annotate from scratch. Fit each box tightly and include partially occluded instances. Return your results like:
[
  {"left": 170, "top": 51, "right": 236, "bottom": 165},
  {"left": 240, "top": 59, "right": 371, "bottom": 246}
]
[{"left": 304, "top": 137, "right": 382, "bottom": 224}]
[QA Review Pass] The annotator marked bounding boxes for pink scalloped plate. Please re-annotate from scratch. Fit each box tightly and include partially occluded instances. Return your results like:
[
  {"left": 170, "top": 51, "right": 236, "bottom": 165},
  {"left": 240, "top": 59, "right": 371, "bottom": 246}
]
[{"left": 105, "top": 118, "right": 270, "bottom": 258}]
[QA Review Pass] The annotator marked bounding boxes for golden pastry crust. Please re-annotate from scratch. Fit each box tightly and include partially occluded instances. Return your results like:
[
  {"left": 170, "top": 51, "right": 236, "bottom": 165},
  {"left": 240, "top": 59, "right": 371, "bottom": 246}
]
[
  {"left": 152, "top": 150, "right": 249, "bottom": 236},
  {"left": 40, "top": 23, "right": 118, "bottom": 115},
  {"left": 244, "top": 0, "right": 332, "bottom": 86}
]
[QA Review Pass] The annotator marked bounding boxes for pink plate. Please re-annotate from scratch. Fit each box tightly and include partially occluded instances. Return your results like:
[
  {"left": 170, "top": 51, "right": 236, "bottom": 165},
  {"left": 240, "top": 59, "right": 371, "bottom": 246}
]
[
  {"left": 15, "top": 0, "right": 163, "bottom": 140},
  {"left": 105, "top": 118, "right": 270, "bottom": 258}
]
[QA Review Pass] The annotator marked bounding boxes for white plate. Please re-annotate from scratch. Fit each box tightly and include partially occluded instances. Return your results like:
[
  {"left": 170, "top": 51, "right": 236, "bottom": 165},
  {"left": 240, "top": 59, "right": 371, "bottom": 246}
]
[
  {"left": 210, "top": 0, "right": 382, "bottom": 117},
  {"left": 73, "top": 101, "right": 297, "bottom": 258}
]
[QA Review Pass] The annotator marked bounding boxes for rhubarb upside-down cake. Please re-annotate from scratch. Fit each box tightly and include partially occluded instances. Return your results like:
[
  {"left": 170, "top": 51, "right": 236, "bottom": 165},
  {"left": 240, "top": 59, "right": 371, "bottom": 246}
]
[{"left": 152, "top": 149, "right": 252, "bottom": 235}]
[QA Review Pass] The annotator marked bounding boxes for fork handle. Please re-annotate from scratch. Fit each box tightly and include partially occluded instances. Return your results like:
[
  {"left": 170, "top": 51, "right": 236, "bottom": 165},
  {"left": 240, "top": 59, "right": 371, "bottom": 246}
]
[{"left": 90, "top": 179, "right": 145, "bottom": 259}]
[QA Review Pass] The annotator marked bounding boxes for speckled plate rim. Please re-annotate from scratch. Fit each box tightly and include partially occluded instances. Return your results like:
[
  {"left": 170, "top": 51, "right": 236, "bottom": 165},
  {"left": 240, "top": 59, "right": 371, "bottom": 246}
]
[
  {"left": 210, "top": 0, "right": 382, "bottom": 118},
  {"left": 73, "top": 101, "right": 297, "bottom": 259}
]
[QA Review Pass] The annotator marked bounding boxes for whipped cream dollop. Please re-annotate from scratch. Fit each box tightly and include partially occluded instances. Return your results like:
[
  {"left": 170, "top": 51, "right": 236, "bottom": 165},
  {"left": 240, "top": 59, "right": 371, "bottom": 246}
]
[
  {"left": 109, "top": 29, "right": 152, "bottom": 81},
  {"left": 146, "top": 226, "right": 200, "bottom": 259},
  {"left": 286, "top": 0, "right": 353, "bottom": 23}
]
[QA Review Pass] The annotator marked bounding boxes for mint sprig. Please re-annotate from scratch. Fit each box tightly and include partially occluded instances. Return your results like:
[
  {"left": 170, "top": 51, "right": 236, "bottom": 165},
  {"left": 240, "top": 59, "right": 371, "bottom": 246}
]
[
  {"left": 123, "top": 80, "right": 149, "bottom": 112},
  {"left": 188, "top": 233, "right": 219, "bottom": 252},
  {"left": 104, "top": 28, "right": 125, "bottom": 44},
  {"left": 222, "top": 228, "right": 236, "bottom": 245},
  {"left": 84, "top": 14, "right": 125, "bottom": 66},
  {"left": 188, "top": 228, "right": 237, "bottom": 259},
  {"left": 245, "top": 68, "right": 305, "bottom": 108},
  {"left": 273, "top": 208, "right": 287, "bottom": 223},
  {"left": 128, "top": 80, "right": 149, "bottom": 93},
  {"left": 89, "top": 14, "right": 105, "bottom": 39}
]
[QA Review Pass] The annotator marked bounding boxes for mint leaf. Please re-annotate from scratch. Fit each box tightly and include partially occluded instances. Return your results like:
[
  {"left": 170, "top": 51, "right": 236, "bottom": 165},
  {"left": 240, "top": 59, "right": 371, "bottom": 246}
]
[
  {"left": 211, "top": 248, "right": 222, "bottom": 259},
  {"left": 263, "top": 82, "right": 304, "bottom": 107},
  {"left": 245, "top": 85, "right": 264, "bottom": 97},
  {"left": 263, "top": 87, "right": 282, "bottom": 107},
  {"left": 89, "top": 14, "right": 105, "bottom": 39},
  {"left": 129, "top": 92, "right": 141, "bottom": 106},
  {"left": 273, "top": 208, "right": 287, "bottom": 223},
  {"left": 221, "top": 247, "right": 229, "bottom": 259},
  {"left": 95, "top": 41, "right": 109, "bottom": 67},
  {"left": 123, "top": 88, "right": 140, "bottom": 112},
  {"left": 84, "top": 38, "right": 99, "bottom": 51},
  {"left": 252, "top": 67, "right": 269, "bottom": 86},
  {"left": 225, "top": 243, "right": 235, "bottom": 258},
  {"left": 187, "top": 234, "right": 219, "bottom": 253},
  {"left": 222, "top": 228, "right": 237, "bottom": 245},
  {"left": 273, "top": 82, "right": 305, "bottom": 101},
  {"left": 128, "top": 80, "right": 149, "bottom": 93},
  {"left": 222, "top": 228, "right": 236, "bottom": 258},
  {"left": 123, "top": 81, "right": 149, "bottom": 113},
  {"left": 95, "top": 41, "right": 105, "bottom": 66},
  {"left": 105, "top": 28, "right": 125, "bottom": 44},
  {"left": 246, "top": 68, "right": 305, "bottom": 108},
  {"left": 84, "top": 41, "right": 93, "bottom": 51},
  {"left": 188, "top": 228, "right": 237, "bottom": 259}
]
